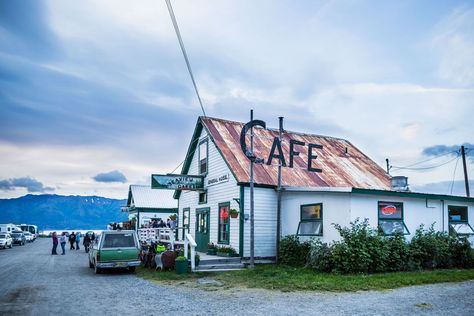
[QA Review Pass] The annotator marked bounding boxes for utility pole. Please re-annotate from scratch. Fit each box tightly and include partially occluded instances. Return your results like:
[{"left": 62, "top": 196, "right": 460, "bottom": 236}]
[
  {"left": 276, "top": 117, "right": 283, "bottom": 264},
  {"left": 249, "top": 109, "right": 255, "bottom": 268},
  {"left": 461, "top": 145, "right": 470, "bottom": 197},
  {"left": 386, "top": 158, "right": 390, "bottom": 174}
]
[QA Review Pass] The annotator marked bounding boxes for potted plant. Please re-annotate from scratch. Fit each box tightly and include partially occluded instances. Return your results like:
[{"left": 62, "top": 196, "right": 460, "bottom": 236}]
[
  {"left": 216, "top": 245, "right": 237, "bottom": 257},
  {"left": 175, "top": 255, "right": 188, "bottom": 274},
  {"left": 195, "top": 253, "right": 200, "bottom": 267},
  {"left": 169, "top": 214, "right": 177, "bottom": 221},
  {"left": 229, "top": 208, "right": 239, "bottom": 219},
  {"left": 207, "top": 242, "right": 217, "bottom": 255}
]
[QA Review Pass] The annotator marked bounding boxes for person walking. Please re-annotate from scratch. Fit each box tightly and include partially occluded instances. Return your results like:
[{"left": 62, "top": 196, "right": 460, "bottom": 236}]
[
  {"left": 69, "top": 232, "right": 76, "bottom": 250},
  {"left": 83, "top": 233, "right": 91, "bottom": 253},
  {"left": 51, "top": 232, "right": 58, "bottom": 255},
  {"left": 59, "top": 232, "right": 67, "bottom": 255},
  {"left": 75, "top": 232, "right": 81, "bottom": 250}
]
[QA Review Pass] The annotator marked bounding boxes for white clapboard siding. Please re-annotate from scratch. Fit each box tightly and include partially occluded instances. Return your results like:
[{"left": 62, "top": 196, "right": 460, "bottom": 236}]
[
  {"left": 178, "top": 128, "right": 241, "bottom": 252},
  {"left": 242, "top": 186, "right": 277, "bottom": 257}
]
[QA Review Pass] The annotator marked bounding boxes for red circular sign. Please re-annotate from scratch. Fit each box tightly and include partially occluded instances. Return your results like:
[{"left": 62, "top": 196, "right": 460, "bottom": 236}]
[{"left": 381, "top": 205, "right": 397, "bottom": 216}]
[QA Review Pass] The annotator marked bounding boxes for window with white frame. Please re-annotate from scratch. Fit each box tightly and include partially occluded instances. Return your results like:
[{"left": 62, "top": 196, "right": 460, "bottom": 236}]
[
  {"left": 297, "top": 203, "right": 323, "bottom": 236},
  {"left": 198, "top": 139, "right": 208, "bottom": 174},
  {"left": 378, "top": 201, "right": 409, "bottom": 235},
  {"left": 448, "top": 205, "right": 474, "bottom": 235}
]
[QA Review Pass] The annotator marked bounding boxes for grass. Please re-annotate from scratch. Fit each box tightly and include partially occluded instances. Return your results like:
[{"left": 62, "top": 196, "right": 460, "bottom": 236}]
[{"left": 136, "top": 265, "right": 474, "bottom": 292}]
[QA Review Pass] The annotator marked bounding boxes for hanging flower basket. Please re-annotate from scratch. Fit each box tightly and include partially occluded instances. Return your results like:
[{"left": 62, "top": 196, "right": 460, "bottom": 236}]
[{"left": 229, "top": 208, "right": 239, "bottom": 219}]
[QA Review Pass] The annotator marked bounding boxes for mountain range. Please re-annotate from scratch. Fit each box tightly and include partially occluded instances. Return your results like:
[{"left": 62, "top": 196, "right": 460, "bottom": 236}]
[{"left": 0, "top": 194, "right": 127, "bottom": 230}]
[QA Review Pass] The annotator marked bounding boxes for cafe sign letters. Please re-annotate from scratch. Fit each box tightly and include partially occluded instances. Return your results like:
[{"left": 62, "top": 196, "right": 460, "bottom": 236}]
[{"left": 152, "top": 174, "right": 204, "bottom": 190}]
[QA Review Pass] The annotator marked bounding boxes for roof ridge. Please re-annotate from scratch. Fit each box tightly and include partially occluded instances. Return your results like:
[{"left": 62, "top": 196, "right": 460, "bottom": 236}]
[{"left": 200, "top": 116, "right": 349, "bottom": 142}]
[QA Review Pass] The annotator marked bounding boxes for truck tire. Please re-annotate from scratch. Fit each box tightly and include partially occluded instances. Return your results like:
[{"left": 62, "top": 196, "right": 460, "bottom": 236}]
[
  {"left": 94, "top": 262, "right": 101, "bottom": 274},
  {"left": 9, "top": 243, "right": 12, "bottom": 248},
  {"left": 89, "top": 259, "right": 94, "bottom": 268},
  {"left": 128, "top": 266, "right": 136, "bottom": 273}
]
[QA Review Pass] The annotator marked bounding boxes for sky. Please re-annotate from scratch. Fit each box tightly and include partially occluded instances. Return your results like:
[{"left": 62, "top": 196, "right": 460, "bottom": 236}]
[{"left": 0, "top": 0, "right": 473, "bottom": 199}]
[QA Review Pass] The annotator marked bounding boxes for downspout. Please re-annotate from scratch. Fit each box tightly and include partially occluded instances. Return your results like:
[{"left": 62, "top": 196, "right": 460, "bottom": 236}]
[{"left": 441, "top": 200, "right": 445, "bottom": 232}]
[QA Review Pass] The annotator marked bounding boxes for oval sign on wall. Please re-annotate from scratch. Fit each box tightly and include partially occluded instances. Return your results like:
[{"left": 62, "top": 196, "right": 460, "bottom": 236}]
[{"left": 381, "top": 205, "right": 397, "bottom": 216}]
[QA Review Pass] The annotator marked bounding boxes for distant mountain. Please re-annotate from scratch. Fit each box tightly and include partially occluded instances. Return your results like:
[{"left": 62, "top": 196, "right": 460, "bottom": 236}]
[{"left": 0, "top": 194, "right": 127, "bottom": 230}]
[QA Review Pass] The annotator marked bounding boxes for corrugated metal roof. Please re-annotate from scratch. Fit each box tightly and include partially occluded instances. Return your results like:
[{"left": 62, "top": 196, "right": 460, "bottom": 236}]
[
  {"left": 201, "top": 116, "right": 392, "bottom": 190},
  {"left": 128, "top": 185, "right": 177, "bottom": 209}
]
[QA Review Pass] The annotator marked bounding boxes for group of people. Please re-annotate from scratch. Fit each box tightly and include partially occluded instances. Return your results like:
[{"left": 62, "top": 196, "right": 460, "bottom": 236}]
[
  {"left": 51, "top": 231, "right": 95, "bottom": 255},
  {"left": 146, "top": 217, "right": 177, "bottom": 229},
  {"left": 107, "top": 222, "right": 122, "bottom": 230}
]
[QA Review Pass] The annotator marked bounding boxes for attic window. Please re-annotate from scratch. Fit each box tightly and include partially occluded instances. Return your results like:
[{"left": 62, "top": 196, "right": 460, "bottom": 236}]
[
  {"left": 198, "top": 139, "right": 208, "bottom": 174},
  {"left": 378, "top": 201, "right": 409, "bottom": 235},
  {"left": 448, "top": 206, "right": 474, "bottom": 235}
]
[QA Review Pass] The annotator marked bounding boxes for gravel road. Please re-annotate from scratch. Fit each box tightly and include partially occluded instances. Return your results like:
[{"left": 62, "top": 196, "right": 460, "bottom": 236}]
[{"left": 1, "top": 238, "right": 473, "bottom": 316}]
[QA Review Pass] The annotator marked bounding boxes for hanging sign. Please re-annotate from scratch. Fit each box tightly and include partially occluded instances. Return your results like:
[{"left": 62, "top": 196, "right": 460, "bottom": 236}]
[
  {"left": 151, "top": 174, "right": 204, "bottom": 190},
  {"left": 240, "top": 120, "right": 323, "bottom": 172},
  {"left": 206, "top": 173, "right": 229, "bottom": 187}
]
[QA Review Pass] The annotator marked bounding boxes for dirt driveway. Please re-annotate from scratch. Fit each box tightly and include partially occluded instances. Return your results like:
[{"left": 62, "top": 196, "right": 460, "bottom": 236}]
[{"left": 0, "top": 238, "right": 473, "bottom": 315}]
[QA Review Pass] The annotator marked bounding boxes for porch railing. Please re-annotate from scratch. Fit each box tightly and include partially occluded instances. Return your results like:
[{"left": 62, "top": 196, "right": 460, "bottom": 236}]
[{"left": 184, "top": 233, "right": 197, "bottom": 272}]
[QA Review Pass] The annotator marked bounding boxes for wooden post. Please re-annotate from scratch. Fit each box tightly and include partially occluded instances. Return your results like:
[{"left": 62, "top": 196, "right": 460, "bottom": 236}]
[
  {"left": 276, "top": 117, "right": 283, "bottom": 264},
  {"left": 249, "top": 109, "right": 255, "bottom": 268},
  {"left": 461, "top": 146, "right": 470, "bottom": 197}
]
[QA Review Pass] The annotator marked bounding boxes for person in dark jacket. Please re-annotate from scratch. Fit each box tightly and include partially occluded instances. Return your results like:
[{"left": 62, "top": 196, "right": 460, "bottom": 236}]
[
  {"left": 83, "top": 233, "right": 91, "bottom": 253},
  {"left": 51, "top": 232, "right": 58, "bottom": 255},
  {"left": 69, "top": 232, "right": 76, "bottom": 250}
]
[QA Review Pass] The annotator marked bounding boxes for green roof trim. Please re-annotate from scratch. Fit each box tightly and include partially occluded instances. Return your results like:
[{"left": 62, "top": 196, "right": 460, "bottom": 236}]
[
  {"left": 352, "top": 188, "right": 474, "bottom": 203},
  {"left": 128, "top": 207, "right": 178, "bottom": 214}
]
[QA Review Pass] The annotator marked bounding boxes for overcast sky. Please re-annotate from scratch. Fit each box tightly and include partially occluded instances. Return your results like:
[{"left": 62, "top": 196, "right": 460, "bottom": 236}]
[{"left": 0, "top": 0, "right": 473, "bottom": 199}]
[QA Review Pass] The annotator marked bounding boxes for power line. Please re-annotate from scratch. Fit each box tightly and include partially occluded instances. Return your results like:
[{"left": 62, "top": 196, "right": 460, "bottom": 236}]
[
  {"left": 165, "top": 0, "right": 206, "bottom": 117},
  {"left": 392, "top": 154, "right": 459, "bottom": 171},
  {"left": 391, "top": 150, "right": 458, "bottom": 171},
  {"left": 450, "top": 155, "right": 461, "bottom": 194}
]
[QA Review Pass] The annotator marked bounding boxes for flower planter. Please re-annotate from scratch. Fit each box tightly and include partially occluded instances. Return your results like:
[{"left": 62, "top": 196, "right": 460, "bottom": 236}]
[
  {"left": 207, "top": 248, "right": 217, "bottom": 255},
  {"left": 175, "top": 260, "right": 188, "bottom": 274},
  {"left": 230, "top": 213, "right": 239, "bottom": 219}
]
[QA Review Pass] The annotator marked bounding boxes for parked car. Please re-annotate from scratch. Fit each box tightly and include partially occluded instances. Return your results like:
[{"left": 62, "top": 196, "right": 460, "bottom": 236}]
[
  {"left": 11, "top": 232, "right": 26, "bottom": 246},
  {"left": 23, "top": 232, "right": 33, "bottom": 242},
  {"left": 0, "top": 233, "right": 13, "bottom": 249},
  {"left": 88, "top": 230, "right": 140, "bottom": 274}
]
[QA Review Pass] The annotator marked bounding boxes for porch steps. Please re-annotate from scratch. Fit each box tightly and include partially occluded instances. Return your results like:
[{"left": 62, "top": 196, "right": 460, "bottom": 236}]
[{"left": 194, "top": 256, "right": 245, "bottom": 272}]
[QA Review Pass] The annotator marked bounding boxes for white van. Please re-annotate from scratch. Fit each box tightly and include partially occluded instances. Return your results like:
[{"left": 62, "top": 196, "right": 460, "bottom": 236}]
[{"left": 0, "top": 224, "right": 21, "bottom": 234}]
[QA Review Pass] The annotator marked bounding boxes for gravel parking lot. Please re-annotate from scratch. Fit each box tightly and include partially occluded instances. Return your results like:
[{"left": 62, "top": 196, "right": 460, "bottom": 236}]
[{"left": 1, "top": 238, "right": 473, "bottom": 316}]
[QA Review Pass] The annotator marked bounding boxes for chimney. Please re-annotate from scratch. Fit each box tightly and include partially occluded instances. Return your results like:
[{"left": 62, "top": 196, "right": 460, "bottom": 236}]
[{"left": 391, "top": 176, "right": 409, "bottom": 192}]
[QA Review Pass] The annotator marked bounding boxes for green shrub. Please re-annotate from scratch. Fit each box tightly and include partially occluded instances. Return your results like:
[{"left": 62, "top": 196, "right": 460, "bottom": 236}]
[
  {"left": 385, "top": 233, "right": 410, "bottom": 271},
  {"left": 408, "top": 225, "right": 451, "bottom": 269},
  {"left": 448, "top": 236, "right": 474, "bottom": 269},
  {"left": 279, "top": 235, "right": 310, "bottom": 266},
  {"left": 332, "top": 218, "right": 389, "bottom": 273},
  {"left": 307, "top": 239, "right": 333, "bottom": 272}
]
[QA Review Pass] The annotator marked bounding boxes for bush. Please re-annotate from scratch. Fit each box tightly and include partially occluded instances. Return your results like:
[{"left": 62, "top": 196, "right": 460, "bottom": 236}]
[
  {"left": 408, "top": 225, "right": 451, "bottom": 270},
  {"left": 385, "top": 233, "right": 409, "bottom": 272},
  {"left": 332, "top": 218, "right": 389, "bottom": 273},
  {"left": 307, "top": 239, "right": 333, "bottom": 272},
  {"left": 448, "top": 236, "right": 474, "bottom": 269},
  {"left": 279, "top": 235, "right": 311, "bottom": 266}
]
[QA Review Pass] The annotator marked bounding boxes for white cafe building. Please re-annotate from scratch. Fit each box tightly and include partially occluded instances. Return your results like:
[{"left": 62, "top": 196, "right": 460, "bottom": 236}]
[{"left": 164, "top": 116, "right": 474, "bottom": 259}]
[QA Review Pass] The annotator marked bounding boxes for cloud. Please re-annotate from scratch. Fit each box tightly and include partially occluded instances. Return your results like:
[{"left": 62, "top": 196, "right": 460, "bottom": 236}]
[
  {"left": 411, "top": 180, "right": 474, "bottom": 196},
  {"left": 422, "top": 143, "right": 474, "bottom": 160},
  {"left": 93, "top": 170, "right": 127, "bottom": 183},
  {"left": 0, "top": 177, "right": 54, "bottom": 193}
]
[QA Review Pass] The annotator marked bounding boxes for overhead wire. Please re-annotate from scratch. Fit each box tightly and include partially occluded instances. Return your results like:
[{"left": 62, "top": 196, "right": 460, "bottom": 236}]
[
  {"left": 391, "top": 155, "right": 460, "bottom": 171},
  {"left": 391, "top": 150, "right": 458, "bottom": 171},
  {"left": 165, "top": 0, "right": 206, "bottom": 117},
  {"left": 450, "top": 155, "right": 461, "bottom": 194}
]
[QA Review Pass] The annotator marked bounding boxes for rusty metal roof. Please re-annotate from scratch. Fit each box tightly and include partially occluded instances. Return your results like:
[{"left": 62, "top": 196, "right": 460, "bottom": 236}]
[{"left": 200, "top": 116, "right": 391, "bottom": 190}]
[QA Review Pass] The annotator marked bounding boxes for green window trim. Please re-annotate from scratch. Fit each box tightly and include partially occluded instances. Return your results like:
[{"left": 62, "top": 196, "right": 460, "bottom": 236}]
[
  {"left": 182, "top": 207, "right": 190, "bottom": 240},
  {"left": 377, "top": 201, "right": 410, "bottom": 236},
  {"left": 448, "top": 205, "right": 474, "bottom": 235},
  {"left": 297, "top": 203, "right": 323, "bottom": 236},
  {"left": 218, "top": 202, "right": 231, "bottom": 244},
  {"left": 198, "top": 190, "right": 207, "bottom": 205},
  {"left": 198, "top": 138, "right": 209, "bottom": 175}
]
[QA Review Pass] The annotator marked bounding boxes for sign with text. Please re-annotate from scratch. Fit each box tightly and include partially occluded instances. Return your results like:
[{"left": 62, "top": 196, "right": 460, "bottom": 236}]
[
  {"left": 151, "top": 174, "right": 204, "bottom": 190},
  {"left": 206, "top": 173, "right": 230, "bottom": 187},
  {"left": 240, "top": 119, "right": 323, "bottom": 172}
]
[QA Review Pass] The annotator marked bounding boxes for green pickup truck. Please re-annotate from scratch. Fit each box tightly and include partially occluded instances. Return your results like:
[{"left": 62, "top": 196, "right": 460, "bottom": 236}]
[{"left": 88, "top": 230, "right": 141, "bottom": 274}]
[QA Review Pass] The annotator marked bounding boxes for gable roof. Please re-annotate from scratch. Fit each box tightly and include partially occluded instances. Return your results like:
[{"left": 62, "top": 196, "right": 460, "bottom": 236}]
[
  {"left": 179, "top": 116, "right": 391, "bottom": 191},
  {"left": 127, "top": 185, "right": 177, "bottom": 209}
]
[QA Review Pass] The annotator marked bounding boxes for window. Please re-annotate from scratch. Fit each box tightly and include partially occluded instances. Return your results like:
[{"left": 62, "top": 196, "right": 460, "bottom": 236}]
[
  {"left": 182, "top": 208, "right": 190, "bottom": 239},
  {"left": 102, "top": 233, "right": 136, "bottom": 248},
  {"left": 198, "top": 139, "right": 208, "bottom": 174},
  {"left": 198, "top": 190, "right": 207, "bottom": 204},
  {"left": 448, "top": 206, "right": 474, "bottom": 235},
  {"left": 218, "top": 202, "right": 230, "bottom": 244},
  {"left": 378, "top": 201, "right": 409, "bottom": 235},
  {"left": 297, "top": 203, "right": 323, "bottom": 236}
]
